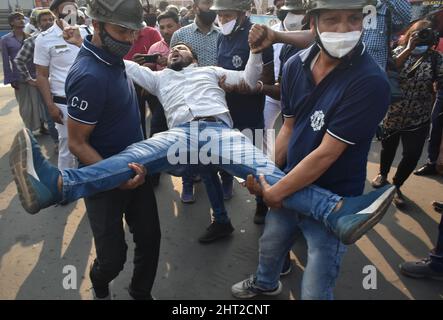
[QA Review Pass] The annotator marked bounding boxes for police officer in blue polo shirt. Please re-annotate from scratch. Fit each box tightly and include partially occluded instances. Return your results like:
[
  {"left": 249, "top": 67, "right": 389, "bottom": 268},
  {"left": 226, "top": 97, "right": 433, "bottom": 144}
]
[
  {"left": 65, "top": 0, "right": 160, "bottom": 300},
  {"left": 212, "top": 0, "right": 275, "bottom": 223},
  {"left": 232, "top": 0, "right": 391, "bottom": 299}
]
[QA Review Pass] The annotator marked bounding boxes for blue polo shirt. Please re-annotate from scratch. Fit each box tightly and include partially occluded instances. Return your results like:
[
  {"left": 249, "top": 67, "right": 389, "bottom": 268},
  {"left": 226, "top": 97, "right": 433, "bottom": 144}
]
[
  {"left": 282, "top": 44, "right": 390, "bottom": 197},
  {"left": 66, "top": 36, "right": 143, "bottom": 160},
  {"left": 217, "top": 18, "right": 274, "bottom": 130}
]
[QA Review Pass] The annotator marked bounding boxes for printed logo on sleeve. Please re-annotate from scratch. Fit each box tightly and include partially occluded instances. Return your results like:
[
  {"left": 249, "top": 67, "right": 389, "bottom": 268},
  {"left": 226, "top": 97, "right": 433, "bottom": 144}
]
[
  {"left": 70, "top": 97, "right": 89, "bottom": 111},
  {"left": 310, "top": 110, "right": 325, "bottom": 132}
]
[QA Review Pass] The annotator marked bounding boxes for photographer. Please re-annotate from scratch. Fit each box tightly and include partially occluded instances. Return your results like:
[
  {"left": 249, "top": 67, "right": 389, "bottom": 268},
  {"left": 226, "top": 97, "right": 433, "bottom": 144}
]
[
  {"left": 372, "top": 20, "right": 443, "bottom": 207},
  {"left": 400, "top": 131, "right": 443, "bottom": 279}
]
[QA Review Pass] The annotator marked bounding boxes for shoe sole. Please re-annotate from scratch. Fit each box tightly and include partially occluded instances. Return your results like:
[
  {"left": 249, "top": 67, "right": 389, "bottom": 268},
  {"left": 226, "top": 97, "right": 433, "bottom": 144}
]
[
  {"left": 9, "top": 129, "right": 40, "bottom": 215},
  {"left": 198, "top": 229, "right": 235, "bottom": 244},
  {"left": 181, "top": 198, "right": 196, "bottom": 204},
  {"left": 343, "top": 186, "right": 396, "bottom": 245},
  {"left": 400, "top": 268, "right": 443, "bottom": 281},
  {"left": 232, "top": 281, "right": 283, "bottom": 299}
]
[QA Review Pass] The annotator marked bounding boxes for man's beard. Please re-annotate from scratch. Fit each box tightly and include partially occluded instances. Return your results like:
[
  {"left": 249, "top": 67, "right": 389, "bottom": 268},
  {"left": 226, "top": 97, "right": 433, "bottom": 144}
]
[{"left": 169, "top": 58, "right": 194, "bottom": 71}]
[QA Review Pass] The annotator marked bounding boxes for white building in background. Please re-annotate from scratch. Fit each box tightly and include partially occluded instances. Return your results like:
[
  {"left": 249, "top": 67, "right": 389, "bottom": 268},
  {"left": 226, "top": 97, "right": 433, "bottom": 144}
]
[{"left": 1, "top": 0, "right": 36, "bottom": 11}]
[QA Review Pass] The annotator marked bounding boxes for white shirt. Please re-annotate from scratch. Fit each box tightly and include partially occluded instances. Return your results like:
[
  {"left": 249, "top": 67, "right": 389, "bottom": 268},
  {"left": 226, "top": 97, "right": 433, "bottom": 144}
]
[
  {"left": 124, "top": 52, "right": 263, "bottom": 129},
  {"left": 24, "top": 23, "right": 37, "bottom": 35},
  {"left": 34, "top": 23, "right": 88, "bottom": 97}
]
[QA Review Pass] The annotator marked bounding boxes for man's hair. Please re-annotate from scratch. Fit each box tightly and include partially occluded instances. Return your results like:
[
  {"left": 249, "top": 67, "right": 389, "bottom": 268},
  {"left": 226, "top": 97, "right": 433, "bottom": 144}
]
[
  {"left": 158, "top": 10, "right": 180, "bottom": 24},
  {"left": 158, "top": 1, "right": 169, "bottom": 11},
  {"left": 49, "top": 0, "right": 76, "bottom": 12},
  {"left": 172, "top": 42, "right": 199, "bottom": 61},
  {"left": 37, "top": 9, "right": 55, "bottom": 24},
  {"left": 8, "top": 12, "right": 24, "bottom": 26}
]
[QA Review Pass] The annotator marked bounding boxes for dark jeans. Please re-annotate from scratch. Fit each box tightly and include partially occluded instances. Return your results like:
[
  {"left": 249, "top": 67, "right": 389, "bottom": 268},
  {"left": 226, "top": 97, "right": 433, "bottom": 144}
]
[
  {"left": 135, "top": 84, "right": 148, "bottom": 139},
  {"left": 430, "top": 215, "right": 443, "bottom": 272},
  {"left": 85, "top": 180, "right": 160, "bottom": 299},
  {"left": 428, "top": 91, "right": 443, "bottom": 163},
  {"left": 380, "top": 125, "right": 430, "bottom": 188}
]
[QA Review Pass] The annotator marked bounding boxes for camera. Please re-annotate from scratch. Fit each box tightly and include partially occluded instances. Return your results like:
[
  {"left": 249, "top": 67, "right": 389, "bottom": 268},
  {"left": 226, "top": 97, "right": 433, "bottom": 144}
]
[
  {"left": 143, "top": 54, "right": 161, "bottom": 64},
  {"left": 417, "top": 28, "right": 440, "bottom": 46}
]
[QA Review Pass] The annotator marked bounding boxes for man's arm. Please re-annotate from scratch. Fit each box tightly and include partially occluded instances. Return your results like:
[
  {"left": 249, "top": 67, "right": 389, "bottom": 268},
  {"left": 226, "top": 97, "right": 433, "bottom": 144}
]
[
  {"left": 247, "top": 133, "right": 348, "bottom": 208},
  {"left": 14, "top": 39, "right": 35, "bottom": 85},
  {"left": 249, "top": 24, "right": 314, "bottom": 54},
  {"left": 268, "top": 134, "right": 348, "bottom": 205},
  {"left": 124, "top": 60, "right": 160, "bottom": 95},
  {"left": 274, "top": 117, "right": 295, "bottom": 168},
  {"left": 68, "top": 120, "right": 103, "bottom": 165},
  {"left": 1, "top": 38, "right": 15, "bottom": 86},
  {"left": 67, "top": 119, "right": 147, "bottom": 189},
  {"left": 387, "top": 0, "right": 412, "bottom": 30},
  {"left": 35, "top": 65, "right": 63, "bottom": 124}
]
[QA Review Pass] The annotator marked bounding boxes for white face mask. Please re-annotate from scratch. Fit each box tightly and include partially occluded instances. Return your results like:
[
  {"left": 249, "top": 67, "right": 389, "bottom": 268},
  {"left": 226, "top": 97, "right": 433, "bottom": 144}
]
[
  {"left": 284, "top": 13, "right": 305, "bottom": 31},
  {"left": 218, "top": 18, "right": 237, "bottom": 35},
  {"left": 318, "top": 28, "right": 362, "bottom": 59}
]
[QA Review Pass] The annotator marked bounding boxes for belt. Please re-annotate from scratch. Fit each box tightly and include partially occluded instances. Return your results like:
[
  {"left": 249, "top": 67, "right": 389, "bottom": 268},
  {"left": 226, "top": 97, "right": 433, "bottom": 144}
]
[
  {"left": 53, "top": 96, "right": 68, "bottom": 105},
  {"left": 193, "top": 116, "right": 218, "bottom": 122}
]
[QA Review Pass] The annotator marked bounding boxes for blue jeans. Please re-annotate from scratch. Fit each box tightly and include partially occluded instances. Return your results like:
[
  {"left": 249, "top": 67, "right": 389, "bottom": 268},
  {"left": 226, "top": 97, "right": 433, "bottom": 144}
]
[
  {"left": 256, "top": 207, "right": 347, "bottom": 300},
  {"left": 183, "top": 166, "right": 230, "bottom": 224},
  {"left": 61, "top": 121, "right": 341, "bottom": 223}
]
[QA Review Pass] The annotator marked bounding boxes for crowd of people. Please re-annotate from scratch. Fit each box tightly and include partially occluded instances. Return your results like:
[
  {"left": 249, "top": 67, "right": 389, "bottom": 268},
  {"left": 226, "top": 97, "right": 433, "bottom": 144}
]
[{"left": 1, "top": 0, "right": 443, "bottom": 300}]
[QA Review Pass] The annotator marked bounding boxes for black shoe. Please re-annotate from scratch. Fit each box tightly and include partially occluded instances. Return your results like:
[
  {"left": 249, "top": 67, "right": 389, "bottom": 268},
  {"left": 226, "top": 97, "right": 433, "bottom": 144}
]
[
  {"left": 432, "top": 201, "right": 443, "bottom": 214},
  {"left": 198, "top": 221, "right": 234, "bottom": 244},
  {"left": 399, "top": 258, "right": 443, "bottom": 280},
  {"left": 371, "top": 174, "right": 389, "bottom": 189},
  {"left": 254, "top": 202, "right": 268, "bottom": 225},
  {"left": 128, "top": 284, "right": 154, "bottom": 300},
  {"left": 393, "top": 187, "right": 406, "bottom": 208},
  {"left": 414, "top": 163, "right": 437, "bottom": 176}
]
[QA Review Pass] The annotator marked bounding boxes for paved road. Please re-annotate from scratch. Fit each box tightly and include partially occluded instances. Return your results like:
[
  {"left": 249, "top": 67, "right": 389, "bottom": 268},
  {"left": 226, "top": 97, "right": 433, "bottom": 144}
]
[{"left": 0, "top": 63, "right": 442, "bottom": 300}]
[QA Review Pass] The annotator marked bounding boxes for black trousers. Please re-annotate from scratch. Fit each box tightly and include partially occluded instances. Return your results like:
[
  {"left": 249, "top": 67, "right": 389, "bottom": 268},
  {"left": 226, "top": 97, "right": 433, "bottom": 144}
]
[
  {"left": 135, "top": 84, "right": 148, "bottom": 139},
  {"left": 84, "top": 180, "right": 160, "bottom": 299},
  {"left": 146, "top": 94, "right": 168, "bottom": 137},
  {"left": 380, "top": 125, "right": 430, "bottom": 187},
  {"left": 428, "top": 112, "right": 443, "bottom": 163}
]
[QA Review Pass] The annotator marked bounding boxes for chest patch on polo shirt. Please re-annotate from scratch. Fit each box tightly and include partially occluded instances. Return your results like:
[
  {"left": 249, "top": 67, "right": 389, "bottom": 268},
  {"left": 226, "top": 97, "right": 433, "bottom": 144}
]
[
  {"left": 232, "top": 55, "right": 243, "bottom": 69},
  {"left": 310, "top": 110, "right": 325, "bottom": 132}
]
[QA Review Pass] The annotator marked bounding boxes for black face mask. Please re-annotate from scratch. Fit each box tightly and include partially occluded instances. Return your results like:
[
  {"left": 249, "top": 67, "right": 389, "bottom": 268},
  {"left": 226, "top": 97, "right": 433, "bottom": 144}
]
[
  {"left": 99, "top": 23, "right": 132, "bottom": 59},
  {"left": 198, "top": 9, "right": 217, "bottom": 25},
  {"left": 276, "top": 9, "right": 288, "bottom": 22}
]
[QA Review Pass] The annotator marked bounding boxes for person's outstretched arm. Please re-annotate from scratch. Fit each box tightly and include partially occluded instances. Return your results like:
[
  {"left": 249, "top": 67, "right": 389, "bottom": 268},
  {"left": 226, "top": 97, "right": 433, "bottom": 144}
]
[
  {"left": 248, "top": 24, "right": 314, "bottom": 53},
  {"left": 123, "top": 60, "right": 160, "bottom": 96}
]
